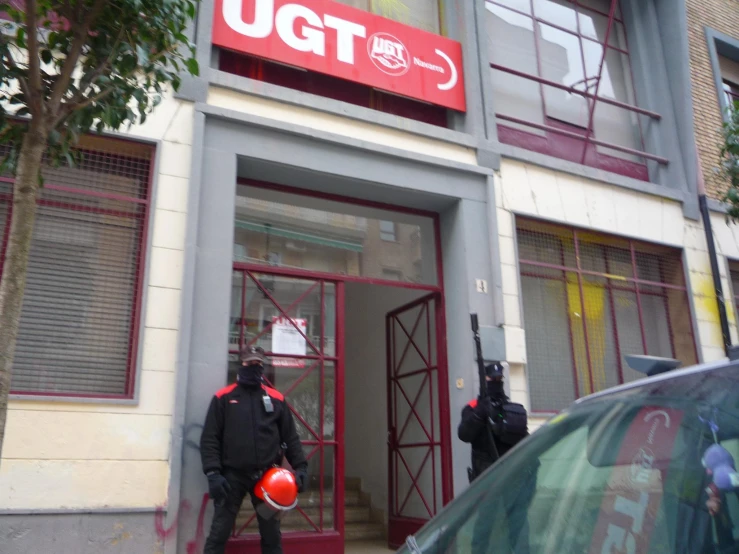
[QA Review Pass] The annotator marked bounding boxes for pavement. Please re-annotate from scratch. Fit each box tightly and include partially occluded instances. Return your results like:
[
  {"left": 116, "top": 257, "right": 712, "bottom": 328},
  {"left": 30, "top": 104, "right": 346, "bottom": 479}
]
[{"left": 344, "top": 540, "right": 395, "bottom": 554}]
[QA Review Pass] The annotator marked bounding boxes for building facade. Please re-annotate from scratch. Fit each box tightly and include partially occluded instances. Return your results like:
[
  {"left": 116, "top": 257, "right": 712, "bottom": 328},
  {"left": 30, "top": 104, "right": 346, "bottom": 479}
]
[{"left": 1, "top": 0, "right": 738, "bottom": 552}]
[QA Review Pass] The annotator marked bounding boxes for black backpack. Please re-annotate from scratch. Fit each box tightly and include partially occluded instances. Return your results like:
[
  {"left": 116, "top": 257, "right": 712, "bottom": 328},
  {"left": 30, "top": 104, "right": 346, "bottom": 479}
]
[{"left": 495, "top": 402, "right": 529, "bottom": 446}]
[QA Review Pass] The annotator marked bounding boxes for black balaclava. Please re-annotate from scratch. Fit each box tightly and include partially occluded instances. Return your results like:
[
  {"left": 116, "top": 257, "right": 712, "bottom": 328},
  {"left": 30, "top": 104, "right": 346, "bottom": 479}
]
[
  {"left": 238, "top": 362, "right": 263, "bottom": 388},
  {"left": 485, "top": 362, "right": 507, "bottom": 399},
  {"left": 487, "top": 378, "right": 505, "bottom": 398}
]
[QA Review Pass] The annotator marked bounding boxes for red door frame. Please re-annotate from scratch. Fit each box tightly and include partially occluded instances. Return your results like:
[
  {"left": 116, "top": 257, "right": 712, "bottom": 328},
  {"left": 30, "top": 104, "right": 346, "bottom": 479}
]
[
  {"left": 386, "top": 292, "right": 452, "bottom": 549},
  {"left": 227, "top": 179, "right": 453, "bottom": 552},
  {"left": 226, "top": 265, "right": 345, "bottom": 554}
]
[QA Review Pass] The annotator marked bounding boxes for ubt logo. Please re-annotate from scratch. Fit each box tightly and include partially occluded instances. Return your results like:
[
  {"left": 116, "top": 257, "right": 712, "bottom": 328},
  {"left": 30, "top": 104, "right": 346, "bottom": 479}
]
[{"left": 367, "top": 32, "right": 409, "bottom": 76}]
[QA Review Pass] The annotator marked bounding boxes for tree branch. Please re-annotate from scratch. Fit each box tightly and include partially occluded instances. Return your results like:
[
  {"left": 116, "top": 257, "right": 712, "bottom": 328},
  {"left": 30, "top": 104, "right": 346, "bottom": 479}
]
[
  {"left": 24, "top": 0, "right": 43, "bottom": 118},
  {"left": 0, "top": 41, "right": 32, "bottom": 104},
  {"left": 73, "top": 26, "right": 125, "bottom": 103},
  {"left": 55, "top": 42, "right": 178, "bottom": 127},
  {"left": 48, "top": 0, "right": 107, "bottom": 115}
]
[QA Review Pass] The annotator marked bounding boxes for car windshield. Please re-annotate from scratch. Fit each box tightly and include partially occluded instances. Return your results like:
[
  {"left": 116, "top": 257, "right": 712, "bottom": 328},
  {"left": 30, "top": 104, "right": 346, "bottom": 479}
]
[{"left": 398, "top": 363, "right": 739, "bottom": 554}]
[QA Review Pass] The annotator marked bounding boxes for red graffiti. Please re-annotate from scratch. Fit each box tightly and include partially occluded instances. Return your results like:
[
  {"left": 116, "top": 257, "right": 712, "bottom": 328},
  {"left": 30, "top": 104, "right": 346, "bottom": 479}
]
[
  {"left": 187, "top": 494, "right": 210, "bottom": 554},
  {"left": 154, "top": 493, "right": 209, "bottom": 553},
  {"left": 155, "top": 500, "right": 191, "bottom": 539}
]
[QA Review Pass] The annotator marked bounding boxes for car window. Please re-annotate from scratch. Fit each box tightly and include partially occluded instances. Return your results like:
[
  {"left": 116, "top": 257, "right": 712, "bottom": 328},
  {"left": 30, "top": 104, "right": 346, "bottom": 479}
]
[{"left": 399, "top": 364, "right": 739, "bottom": 554}]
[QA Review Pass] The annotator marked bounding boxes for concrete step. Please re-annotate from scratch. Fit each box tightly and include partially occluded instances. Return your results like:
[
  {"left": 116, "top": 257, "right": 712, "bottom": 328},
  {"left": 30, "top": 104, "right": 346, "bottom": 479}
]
[
  {"left": 238, "top": 488, "right": 363, "bottom": 516},
  {"left": 258, "top": 521, "right": 384, "bottom": 541},
  {"left": 235, "top": 505, "right": 371, "bottom": 528},
  {"left": 345, "top": 522, "right": 386, "bottom": 541}
]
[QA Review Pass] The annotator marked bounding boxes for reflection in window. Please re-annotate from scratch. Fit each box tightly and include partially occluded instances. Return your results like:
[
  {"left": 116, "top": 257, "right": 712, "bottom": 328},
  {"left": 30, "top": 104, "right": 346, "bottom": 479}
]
[
  {"left": 336, "top": 0, "right": 441, "bottom": 34},
  {"left": 486, "top": 0, "right": 655, "bottom": 181},
  {"left": 382, "top": 268, "right": 404, "bottom": 281},
  {"left": 233, "top": 184, "right": 438, "bottom": 286},
  {"left": 380, "top": 220, "right": 397, "bottom": 241}
]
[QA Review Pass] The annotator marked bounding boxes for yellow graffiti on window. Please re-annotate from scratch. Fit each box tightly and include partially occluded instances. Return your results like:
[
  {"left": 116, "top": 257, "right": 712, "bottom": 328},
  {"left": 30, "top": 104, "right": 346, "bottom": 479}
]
[{"left": 565, "top": 275, "right": 608, "bottom": 395}]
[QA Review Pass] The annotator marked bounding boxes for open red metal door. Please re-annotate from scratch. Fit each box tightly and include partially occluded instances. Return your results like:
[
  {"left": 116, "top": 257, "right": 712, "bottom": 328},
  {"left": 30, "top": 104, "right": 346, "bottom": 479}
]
[{"left": 386, "top": 292, "right": 451, "bottom": 549}]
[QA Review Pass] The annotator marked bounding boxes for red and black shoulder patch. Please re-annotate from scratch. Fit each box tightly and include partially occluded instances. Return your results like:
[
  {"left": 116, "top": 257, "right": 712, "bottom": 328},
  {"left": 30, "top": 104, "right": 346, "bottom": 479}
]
[
  {"left": 262, "top": 385, "right": 285, "bottom": 402},
  {"left": 468, "top": 399, "right": 478, "bottom": 409},
  {"left": 215, "top": 383, "right": 238, "bottom": 399}
]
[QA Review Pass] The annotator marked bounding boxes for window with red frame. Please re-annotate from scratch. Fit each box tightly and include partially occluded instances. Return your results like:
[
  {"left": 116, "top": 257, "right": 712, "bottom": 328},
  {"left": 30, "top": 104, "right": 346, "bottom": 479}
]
[
  {"left": 0, "top": 135, "right": 153, "bottom": 397},
  {"left": 517, "top": 219, "right": 698, "bottom": 413},
  {"left": 217, "top": 0, "right": 448, "bottom": 127},
  {"left": 486, "top": 0, "right": 665, "bottom": 181}
]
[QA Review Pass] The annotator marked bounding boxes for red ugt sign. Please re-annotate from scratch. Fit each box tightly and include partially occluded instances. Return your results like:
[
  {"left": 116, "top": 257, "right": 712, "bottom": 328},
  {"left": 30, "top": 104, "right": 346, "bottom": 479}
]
[{"left": 212, "top": 0, "right": 467, "bottom": 112}]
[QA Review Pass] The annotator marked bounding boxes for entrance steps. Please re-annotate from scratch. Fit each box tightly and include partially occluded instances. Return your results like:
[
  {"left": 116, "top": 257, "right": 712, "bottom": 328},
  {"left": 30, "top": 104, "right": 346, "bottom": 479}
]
[{"left": 234, "top": 477, "right": 386, "bottom": 542}]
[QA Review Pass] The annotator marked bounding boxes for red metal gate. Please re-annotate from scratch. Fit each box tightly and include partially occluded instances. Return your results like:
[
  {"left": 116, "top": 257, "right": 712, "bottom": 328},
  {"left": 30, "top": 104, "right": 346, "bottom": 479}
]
[
  {"left": 227, "top": 266, "right": 344, "bottom": 554},
  {"left": 386, "top": 292, "right": 452, "bottom": 549}
]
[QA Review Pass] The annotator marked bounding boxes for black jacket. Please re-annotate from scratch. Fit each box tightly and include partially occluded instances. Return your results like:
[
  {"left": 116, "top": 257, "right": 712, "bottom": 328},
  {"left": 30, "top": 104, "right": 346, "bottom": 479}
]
[
  {"left": 200, "top": 382, "right": 307, "bottom": 475},
  {"left": 457, "top": 397, "right": 513, "bottom": 466}
]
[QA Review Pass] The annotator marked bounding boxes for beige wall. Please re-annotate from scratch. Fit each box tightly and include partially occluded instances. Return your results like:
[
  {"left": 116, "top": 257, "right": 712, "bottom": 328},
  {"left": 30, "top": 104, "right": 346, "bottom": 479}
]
[
  {"left": 0, "top": 93, "right": 193, "bottom": 510},
  {"left": 687, "top": 0, "right": 739, "bottom": 200},
  {"left": 207, "top": 86, "right": 477, "bottom": 165}
]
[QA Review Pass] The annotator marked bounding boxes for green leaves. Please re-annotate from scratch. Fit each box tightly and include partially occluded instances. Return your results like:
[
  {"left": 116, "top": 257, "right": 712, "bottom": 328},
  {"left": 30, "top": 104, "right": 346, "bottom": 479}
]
[
  {"left": 0, "top": 0, "right": 200, "bottom": 174},
  {"left": 185, "top": 57, "right": 199, "bottom": 77}
]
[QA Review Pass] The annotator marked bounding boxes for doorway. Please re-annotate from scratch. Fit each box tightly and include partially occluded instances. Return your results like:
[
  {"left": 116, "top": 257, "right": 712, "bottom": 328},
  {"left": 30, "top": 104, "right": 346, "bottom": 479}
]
[
  {"left": 344, "top": 283, "right": 451, "bottom": 552},
  {"left": 224, "top": 182, "right": 452, "bottom": 553}
]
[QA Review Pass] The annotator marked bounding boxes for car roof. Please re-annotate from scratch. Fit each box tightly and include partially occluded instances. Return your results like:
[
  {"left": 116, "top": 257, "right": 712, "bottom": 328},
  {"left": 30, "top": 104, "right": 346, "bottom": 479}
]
[{"left": 572, "top": 356, "right": 738, "bottom": 406}]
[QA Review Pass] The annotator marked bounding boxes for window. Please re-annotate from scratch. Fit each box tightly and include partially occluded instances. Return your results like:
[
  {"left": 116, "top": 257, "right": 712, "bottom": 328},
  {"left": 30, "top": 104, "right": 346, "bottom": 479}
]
[
  {"left": 397, "top": 363, "right": 739, "bottom": 554},
  {"left": 486, "top": 0, "right": 664, "bottom": 180},
  {"left": 517, "top": 219, "right": 697, "bottom": 413},
  {"left": 382, "top": 268, "right": 404, "bottom": 281},
  {"left": 0, "top": 136, "right": 153, "bottom": 397},
  {"left": 234, "top": 182, "right": 438, "bottom": 285},
  {"left": 719, "top": 56, "right": 739, "bottom": 113},
  {"left": 336, "top": 0, "right": 441, "bottom": 34},
  {"left": 380, "top": 220, "right": 397, "bottom": 241},
  {"left": 729, "top": 261, "right": 739, "bottom": 324},
  {"left": 724, "top": 81, "right": 739, "bottom": 110},
  {"left": 217, "top": 0, "right": 448, "bottom": 127}
]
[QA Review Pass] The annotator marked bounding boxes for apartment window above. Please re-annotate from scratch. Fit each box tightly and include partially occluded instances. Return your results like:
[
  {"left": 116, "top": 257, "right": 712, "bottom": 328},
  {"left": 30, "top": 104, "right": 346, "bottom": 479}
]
[
  {"left": 719, "top": 56, "right": 739, "bottom": 112},
  {"left": 486, "top": 0, "right": 665, "bottom": 181},
  {"left": 379, "top": 220, "right": 397, "bottom": 241},
  {"left": 517, "top": 219, "right": 697, "bottom": 413}
]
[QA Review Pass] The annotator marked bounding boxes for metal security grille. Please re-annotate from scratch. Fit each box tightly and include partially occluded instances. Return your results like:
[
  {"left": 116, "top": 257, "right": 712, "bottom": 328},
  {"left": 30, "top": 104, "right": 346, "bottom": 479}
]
[
  {"left": 517, "top": 219, "right": 698, "bottom": 413},
  {"left": 0, "top": 136, "right": 153, "bottom": 397}
]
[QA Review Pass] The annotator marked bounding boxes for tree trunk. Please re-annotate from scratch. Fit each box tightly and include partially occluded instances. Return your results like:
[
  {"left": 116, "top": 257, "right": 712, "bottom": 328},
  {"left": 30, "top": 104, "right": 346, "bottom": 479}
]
[{"left": 0, "top": 127, "right": 47, "bottom": 462}]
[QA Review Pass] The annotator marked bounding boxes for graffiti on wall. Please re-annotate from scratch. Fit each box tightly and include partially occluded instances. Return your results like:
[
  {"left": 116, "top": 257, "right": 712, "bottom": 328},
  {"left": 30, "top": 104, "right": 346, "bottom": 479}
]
[
  {"left": 155, "top": 494, "right": 209, "bottom": 554},
  {"left": 154, "top": 422, "right": 209, "bottom": 552}
]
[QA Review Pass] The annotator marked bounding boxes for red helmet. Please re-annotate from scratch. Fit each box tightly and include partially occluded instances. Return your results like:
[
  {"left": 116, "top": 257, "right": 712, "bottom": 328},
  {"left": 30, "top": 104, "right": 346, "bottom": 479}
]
[{"left": 254, "top": 468, "right": 299, "bottom": 512}]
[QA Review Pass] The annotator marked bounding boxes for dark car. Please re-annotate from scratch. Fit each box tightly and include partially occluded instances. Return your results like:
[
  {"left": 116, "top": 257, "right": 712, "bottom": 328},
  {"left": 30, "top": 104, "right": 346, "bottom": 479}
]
[{"left": 397, "top": 358, "right": 739, "bottom": 553}]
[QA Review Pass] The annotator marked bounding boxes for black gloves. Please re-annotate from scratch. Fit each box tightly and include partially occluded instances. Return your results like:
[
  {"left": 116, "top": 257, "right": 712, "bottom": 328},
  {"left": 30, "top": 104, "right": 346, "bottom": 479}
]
[
  {"left": 295, "top": 467, "right": 308, "bottom": 493},
  {"left": 474, "top": 396, "right": 494, "bottom": 420},
  {"left": 207, "top": 471, "right": 231, "bottom": 503}
]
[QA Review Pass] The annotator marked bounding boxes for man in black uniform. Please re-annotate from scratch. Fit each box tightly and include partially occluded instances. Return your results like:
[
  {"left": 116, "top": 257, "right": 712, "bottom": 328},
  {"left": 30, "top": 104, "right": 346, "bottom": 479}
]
[
  {"left": 200, "top": 346, "right": 308, "bottom": 554},
  {"left": 458, "top": 362, "right": 535, "bottom": 553},
  {"left": 458, "top": 362, "right": 515, "bottom": 481}
]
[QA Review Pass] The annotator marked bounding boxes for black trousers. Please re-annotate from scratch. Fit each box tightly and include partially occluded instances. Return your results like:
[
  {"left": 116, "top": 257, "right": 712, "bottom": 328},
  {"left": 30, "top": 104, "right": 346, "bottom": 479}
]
[{"left": 204, "top": 470, "right": 282, "bottom": 554}]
